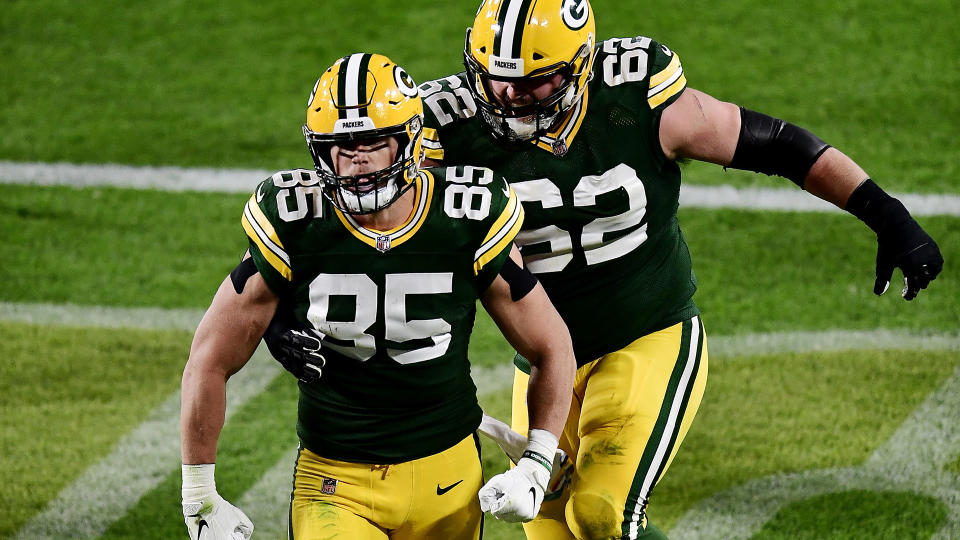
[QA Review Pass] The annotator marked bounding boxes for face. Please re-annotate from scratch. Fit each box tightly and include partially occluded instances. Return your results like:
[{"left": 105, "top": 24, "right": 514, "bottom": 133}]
[
  {"left": 486, "top": 72, "right": 566, "bottom": 110},
  {"left": 330, "top": 136, "right": 399, "bottom": 181}
]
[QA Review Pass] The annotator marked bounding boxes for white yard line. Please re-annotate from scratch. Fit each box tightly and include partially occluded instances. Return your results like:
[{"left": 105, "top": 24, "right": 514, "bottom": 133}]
[
  {"left": 2, "top": 160, "right": 959, "bottom": 215},
  {"left": 669, "top": 364, "right": 960, "bottom": 540},
  {"left": 5, "top": 302, "right": 958, "bottom": 538},
  {"left": 13, "top": 349, "right": 282, "bottom": 540}
]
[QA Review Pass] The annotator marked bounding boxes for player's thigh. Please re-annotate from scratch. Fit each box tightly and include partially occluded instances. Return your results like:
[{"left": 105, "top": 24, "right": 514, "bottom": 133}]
[
  {"left": 393, "top": 434, "right": 484, "bottom": 540},
  {"left": 289, "top": 447, "right": 388, "bottom": 540},
  {"left": 569, "top": 317, "right": 708, "bottom": 540}
]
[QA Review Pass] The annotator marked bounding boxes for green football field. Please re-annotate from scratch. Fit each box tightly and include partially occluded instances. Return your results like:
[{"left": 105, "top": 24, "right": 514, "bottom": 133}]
[{"left": 1, "top": 1, "right": 958, "bottom": 539}]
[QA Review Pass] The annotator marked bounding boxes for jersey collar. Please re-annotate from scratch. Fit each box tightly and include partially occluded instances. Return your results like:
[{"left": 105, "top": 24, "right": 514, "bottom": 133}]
[
  {"left": 334, "top": 172, "right": 434, "bottom": 252},
  {"left": 531, "top": 86, "right": 590, "bottom": 156}
]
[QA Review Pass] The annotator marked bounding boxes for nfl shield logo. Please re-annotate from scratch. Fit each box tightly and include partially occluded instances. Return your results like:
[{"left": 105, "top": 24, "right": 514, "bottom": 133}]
[
  {"left": 321, "top": 477, "right": 338, "bottom": 495},
  {"left": 376, "top": 235, "right": 391, "bottom": 253},
  {"left": 551, "top": 140, "right": 568, "bottom": 156}
]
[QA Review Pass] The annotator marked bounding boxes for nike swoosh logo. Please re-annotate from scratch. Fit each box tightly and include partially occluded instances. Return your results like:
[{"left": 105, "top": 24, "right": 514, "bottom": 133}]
[
  {"left": 197, "top": 518, "right": 208, "bottom": 538},
  {"left": 502, "top": 178, "right": 511, "bottom": 198},
  {"left": 256, "top": 182, "right": 266, "bottom": 202},
  {"left": 436, "top": 479, "right": 464, "bottom": 495},
  {"left": 529, "top": 486, "right": 537, "bottom": 508}
]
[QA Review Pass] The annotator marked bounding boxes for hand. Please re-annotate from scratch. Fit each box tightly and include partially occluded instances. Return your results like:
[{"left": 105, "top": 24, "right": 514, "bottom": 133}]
[
  {"left": 263, "top": 312, "right": 326, "bottom": 383},
  {"left": 477, "top": 413, "right": 571, "bottom": 500},
  {"left": 873, "top": 207, "right": 943, "bottom": 300},
  {"left": 478, "top": 455, "right": 550, "bottom": 522},
  {"left": 182, "top": 494, "right": 253, "bottom": 540}
]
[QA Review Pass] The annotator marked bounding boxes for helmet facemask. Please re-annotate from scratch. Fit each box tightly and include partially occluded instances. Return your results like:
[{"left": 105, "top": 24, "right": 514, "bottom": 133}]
[
  {"left": 463, "top": 28, "right": 593, "bottom": 144},
  {"left": 304, "top": 115, "right": 422, "bottom": 215}
]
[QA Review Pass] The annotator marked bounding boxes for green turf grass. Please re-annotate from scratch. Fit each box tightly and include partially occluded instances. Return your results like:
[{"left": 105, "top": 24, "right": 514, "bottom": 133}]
[
  {"left": 752, "top": 490, "right": 946, "bottom": 540},
  {"left": 3, "top": 185, "right": 956, "bottom": 336},
  {"left": 2, "top": 1, "right": 957, "bottom": 193},
  {"left": 39, "top": 343, "right": 950, "bottom": 539},
  {"left": 650, "top": 349, "right": 958, "bottom": 532},
  {"left": 0, "top": 322, "right": 192, "bottom": 538}
]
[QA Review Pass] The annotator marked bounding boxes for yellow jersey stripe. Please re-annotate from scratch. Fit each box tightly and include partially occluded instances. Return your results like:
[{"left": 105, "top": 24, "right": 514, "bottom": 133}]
[
  {"left": 648, "top": 73, "right": 687, "bottom": 109},
  {"left": 245, "top": 194, "right": 285, "bottom": 249},
  {"left": 535, "top": 87, "right": 589, "bottom": 154},
  {"left": 649, "top": 54, "right": 682, "bottom": 89},
  {"left": 422, "top": 127, "right": 445, "bottom": 160},
  {"left": 474, "top": 191, "right": 524, "bottom": 274},
  {"left": 481, "top": 185, "right": 518, "bottom": 245},
  {"left": 241, "top": 202, "right": 292, "bottom": 280}
]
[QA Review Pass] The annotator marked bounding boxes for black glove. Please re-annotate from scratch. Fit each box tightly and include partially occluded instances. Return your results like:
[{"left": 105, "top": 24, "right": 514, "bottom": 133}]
[
  {"left": 263, "top": 311, "right": 325, "bottom": 383},
  {"left": 847, "top": 180, "right": 944, "bottom": 300}
]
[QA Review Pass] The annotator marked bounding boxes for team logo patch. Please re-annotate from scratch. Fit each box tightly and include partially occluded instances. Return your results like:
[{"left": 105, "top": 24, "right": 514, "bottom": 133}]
[
  {"left": 376, "top": 235, "right": 392, "bottom": 253},
  {"left": 561, "top": 0, "right": 589, "bottom": 30},
  {"left": 394, "top": 66, "right": 419, "bottom": 98},
  {"left": 321, "top": 477, "right": 338, "bottom": 495}
]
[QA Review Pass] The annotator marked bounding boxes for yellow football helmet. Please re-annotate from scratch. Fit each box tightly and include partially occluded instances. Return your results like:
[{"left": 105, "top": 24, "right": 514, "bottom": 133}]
[
  {"left": 464, "top": 0, "right": 596, "bottom": 142},
  {"left": 303, "top": 53, "right": 424, "bottom": 214}
]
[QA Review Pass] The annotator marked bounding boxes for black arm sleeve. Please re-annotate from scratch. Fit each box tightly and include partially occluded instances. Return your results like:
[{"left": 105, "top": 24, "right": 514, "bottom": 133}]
[{"left": 728, "top": 107, "right": 831, "bottom": 188}]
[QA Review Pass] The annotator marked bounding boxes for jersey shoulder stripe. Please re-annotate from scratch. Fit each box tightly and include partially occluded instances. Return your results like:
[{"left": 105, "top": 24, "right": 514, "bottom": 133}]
[
  {"left": 474, "top": 182, "right": 524, "bottom": 274},
  {"left": 647, "top": 52, "right": 685, "bottom": 108},
  {"left": 422, "top": 127, "right": 445, "bottom": 161},
  {"left": 241, "top": 194, "right": 292, "bottom": 280}
]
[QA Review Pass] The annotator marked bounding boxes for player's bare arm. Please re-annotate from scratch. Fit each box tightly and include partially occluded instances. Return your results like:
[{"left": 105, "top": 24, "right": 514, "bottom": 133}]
[
  {"left": 179, "top": 253, "right": 276, "bottom": 540},
  {"left": 481, "top": 245, "right": 575, "bottom": 437},
  {"left": 181, "top": 253, "right": 278, "bottom": 464},
  {"left": 659, "top": 87, "right": 943, "bottom": 300},
  {"left": 478, "top": 244, "right": 575, "bottom": 523}
]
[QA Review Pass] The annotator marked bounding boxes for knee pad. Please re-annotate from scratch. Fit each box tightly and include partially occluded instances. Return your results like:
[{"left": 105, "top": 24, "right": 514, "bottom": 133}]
[{"left": 566, "top": 491, "right": 623, "bottom": 540}]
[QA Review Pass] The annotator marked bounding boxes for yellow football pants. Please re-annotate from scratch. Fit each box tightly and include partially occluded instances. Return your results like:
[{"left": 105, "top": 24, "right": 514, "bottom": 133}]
[
  {"left": 512, "top": 317, "right": 708, "bottom": 540},
  {"left": 288, "top": 434, "right": 483, "bottom": 540}
]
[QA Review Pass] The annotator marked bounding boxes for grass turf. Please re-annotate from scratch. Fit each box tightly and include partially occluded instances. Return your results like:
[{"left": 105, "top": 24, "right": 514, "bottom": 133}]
[
  {"left": 0, "top": 322, "right": 192, "bottom": 538},
  {"left": 1, "top": 0, "right": 957, "bottom": 192}
]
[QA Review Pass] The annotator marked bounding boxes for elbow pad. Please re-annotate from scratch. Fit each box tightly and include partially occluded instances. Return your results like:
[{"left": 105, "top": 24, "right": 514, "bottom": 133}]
[{"left": 728, "top": 107, "right": 831, "bottom": 188}]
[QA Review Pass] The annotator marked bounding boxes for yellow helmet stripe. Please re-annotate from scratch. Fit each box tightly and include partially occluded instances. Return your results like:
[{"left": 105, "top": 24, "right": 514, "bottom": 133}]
[
  {"left": 241, "top": 196, "right": 292, "bottom": 280},
  {"left": 474, "top": 186, "right": 524, "bottom": 274}
]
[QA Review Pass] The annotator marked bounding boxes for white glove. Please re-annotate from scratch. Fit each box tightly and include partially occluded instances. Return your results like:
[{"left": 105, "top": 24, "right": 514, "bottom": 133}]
[
  {"left": 478, "top": 413, "right": 572, "bottom": 500},
  {"left": 478, "top": 429, "right": 557, "bottom": 522},
  {"left": 182, "top": 464, "right": 253, "bottom": 540}
]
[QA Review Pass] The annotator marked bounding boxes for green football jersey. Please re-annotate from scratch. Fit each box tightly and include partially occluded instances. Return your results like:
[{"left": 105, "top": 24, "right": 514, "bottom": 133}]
[
  {"left": 242, "top": 165, "right": 523, "bottom": 463},
  {"left": 421, "top": 36, "right": 699, "bottom": 366}
]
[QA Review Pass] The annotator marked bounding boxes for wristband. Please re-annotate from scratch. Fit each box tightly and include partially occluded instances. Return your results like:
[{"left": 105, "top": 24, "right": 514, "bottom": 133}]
[
  {"left": 181, "top": 463, "right": 216, "bottom": 504},
  {"left": 524, "top": 429, "right": 559, "bottom": 473}
]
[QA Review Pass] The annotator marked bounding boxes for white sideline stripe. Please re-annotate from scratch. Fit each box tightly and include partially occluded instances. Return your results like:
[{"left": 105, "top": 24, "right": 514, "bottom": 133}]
[
  {"left": 6, "top": 300, "right": 959, "bottom": 537},
  {"left": 0, "top": 302, "right": 206, "bottom": 332},
  {"left": 2, "top": 160, "right": 960, "bottom": 216},
  {"left": 4, "top": 301, "right": 958, "bottom": 357},
  {"left": 669, "top": 364, "right": 960, "bottom": 539},
  {"left": 13, "top": 349, "right": 282, "bottom": 540}
]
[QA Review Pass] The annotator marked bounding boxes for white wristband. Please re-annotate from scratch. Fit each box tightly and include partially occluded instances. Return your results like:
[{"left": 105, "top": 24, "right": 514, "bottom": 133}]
[
  {"left": 181, "top": 463, "right": 216, "bottom": 503},
  {"left": 524, "top": 429, "right": 559, "bottom": 472}
]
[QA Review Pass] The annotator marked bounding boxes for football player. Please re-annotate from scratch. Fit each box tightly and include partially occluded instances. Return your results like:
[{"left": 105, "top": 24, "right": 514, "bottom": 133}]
[
  {"left": 179, "top": 53, "right": 576, "bottom": 540},
  {"left": 408, "top": 1, "right": 941, "bottom": 539}
]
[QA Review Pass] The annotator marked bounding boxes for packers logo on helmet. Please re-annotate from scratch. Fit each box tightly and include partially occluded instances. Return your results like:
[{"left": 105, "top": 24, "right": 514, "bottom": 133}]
[
  {"left": 464, "top": 0, "right": 596, "bottom": 142},
  {"left": 303, "top": 53, "right": 424, "bottom": 214}
]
